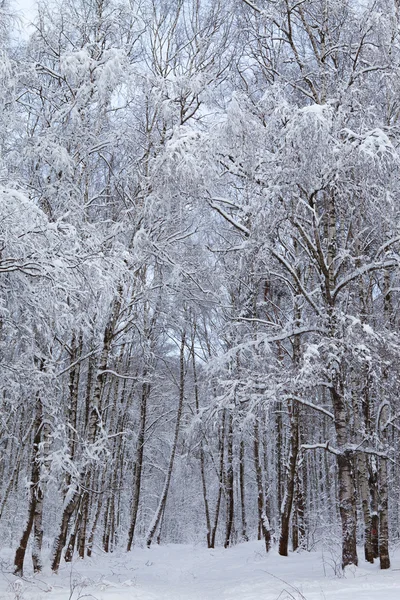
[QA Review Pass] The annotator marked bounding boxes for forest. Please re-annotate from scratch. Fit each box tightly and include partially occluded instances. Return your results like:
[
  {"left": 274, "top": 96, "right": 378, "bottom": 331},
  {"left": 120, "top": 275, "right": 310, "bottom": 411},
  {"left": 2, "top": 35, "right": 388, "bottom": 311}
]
[{"left": 1, "top": 0, "right": 400, "bottom": 585}]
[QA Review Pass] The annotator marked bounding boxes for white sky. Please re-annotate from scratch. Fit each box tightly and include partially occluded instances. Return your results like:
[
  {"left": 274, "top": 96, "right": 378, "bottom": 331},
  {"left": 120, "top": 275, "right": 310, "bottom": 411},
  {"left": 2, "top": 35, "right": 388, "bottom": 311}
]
[{"left": 14, "top": 0, "right": 37, "bottom": 35}]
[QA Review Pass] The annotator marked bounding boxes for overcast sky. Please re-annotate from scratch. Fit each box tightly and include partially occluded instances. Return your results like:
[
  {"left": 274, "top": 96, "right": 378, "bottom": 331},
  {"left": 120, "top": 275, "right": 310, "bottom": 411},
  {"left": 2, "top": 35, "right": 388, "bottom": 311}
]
[{"left": 14, "top": 0, "right": 37, "bottom": 33}]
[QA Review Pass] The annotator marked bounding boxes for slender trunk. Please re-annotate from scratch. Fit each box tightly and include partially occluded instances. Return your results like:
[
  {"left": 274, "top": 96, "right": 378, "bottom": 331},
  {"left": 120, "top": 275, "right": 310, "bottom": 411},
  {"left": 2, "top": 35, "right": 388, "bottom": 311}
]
[
  {"left": 378, "top": 403, "right": 390, "bottom": 570},
  {"left": 378, "top": 455, "right": 390, "bottom": 569},
  {"left": 254, "top": 416, "right": 271, "bottom": 552},
  {"left": 224, "top": 412, "right": 234, "bottom": 548},
  {"left": 368, "top": 457, "right": 379, "bottom": 559},
  {"left": 279, "top": 398, "right": 299, "bottom": 556},
  {"left": 146, "top": 332, "right": 186, "bottom": 548},
  {"left": 292, "top": 490, "right": 299, "bottom": 552},
  {"left": 276, "top": 399, "right": 283, "bottom": 523},
  {"left": 210, "top": 410, "right": 225, "bottom": 549},
  {"left": 296, "top": 464, "right": 306, "bottom": 547},
  {"left": 64, "top": 501, "right": 81, "bottom": 562},
  {"left": 239, "top": 439, "right": 248, "bottom": 542},
  {"left": 77, "top": 490, "right": 90, "bottom": 558},
  {"left": 200, "top": 445, "right": 212, "bottom": 547},
  {"left": 191, "top": 334, "right": 212, "bottom": 547},
  {"left": 87, "top": 295, "right": 121, "bottom": 447},
  {"left": 62, "top": 335, "right": 85, "bottom": 564},
  {"left": 378, "top": 272, "right": 391, "bottom": 570},
  {"left": 32, "top": 420, "right": 49, "bottom": 573},
  {"left": 357, "top": 453, "right": 374, "bottom": 563},
  {"left": 103, "top": 495, "right": 111, "bottom": 553},
  {"left": 0, "top": 421, "right": 35, "bottom": 521},
  {"left": 87, "top": 470, "right": 106, "bottom": 557},
  {"left": 68, "top": 333, "right": 83, "bottom": 467},
  {"left": 156, "top": 506, "right": 165, "bottom": 545},
  {"left": 262, "top": 409, "right": 271, "bottom": 530},
  {"left": 51, "top": 487, "right": 80, "bottom": 573},
  {"left": 14, "top": 392, "right": 44, "bottom": 576},
  {"left": 14, "top": 493, "right": 36, "bottom": 577},
  {"left": 127, "top": 380, "right": 150, "bottom": 550}
]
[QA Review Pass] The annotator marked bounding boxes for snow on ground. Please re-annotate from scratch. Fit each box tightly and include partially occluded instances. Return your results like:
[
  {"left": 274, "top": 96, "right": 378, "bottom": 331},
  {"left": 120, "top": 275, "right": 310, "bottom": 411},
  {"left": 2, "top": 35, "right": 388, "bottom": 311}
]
[{"left": 1, "top": 541, "right": 400, "bottom": 600}]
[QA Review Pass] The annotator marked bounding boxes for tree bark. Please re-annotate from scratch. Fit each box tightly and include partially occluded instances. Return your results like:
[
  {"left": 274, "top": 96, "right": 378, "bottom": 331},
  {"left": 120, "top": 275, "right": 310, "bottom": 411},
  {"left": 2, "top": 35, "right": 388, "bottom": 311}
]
[
  {"left": 357, "top": 453, "right": 374, "bottom": 563},
  {"left": 254, "top": 416, "right": 271, "bottom": 552},
  {"left": 127, "top": 379, "right": 150, "bottom": 550},
  {"left": 239, "top": 439, "right": 248, "bottom": 542},
  {"left": 14, "top": 391, "right": 45, "bottom": 576},
  {"left": 191, "top": 333, "right": 212, "bottom": 547},
  {"left": 146, "top": 332, "right": 186, "bottom": 548},
  {"left": 378, "top": 454, "right": 390, "bottom": 569},
  {"left": 279, "top": 398, "right": 299, "bottom": 556},
  {"left": 210, "top": 410, "right": 225, "bottom": 548},
  {"left": 51, "top": 487, "right": 80, "bottom": 573},
  {"left": 331, "top": 386, "right": 358, "bottom": 569},
  {"left": 224, "top": 411, "right": 234, "bottom": 548}
]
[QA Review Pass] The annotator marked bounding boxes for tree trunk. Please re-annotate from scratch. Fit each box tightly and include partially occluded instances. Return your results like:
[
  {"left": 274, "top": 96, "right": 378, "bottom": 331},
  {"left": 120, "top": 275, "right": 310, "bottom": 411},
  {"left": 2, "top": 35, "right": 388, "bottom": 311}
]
[
  {"left": 279, "top": 398, "right": 299, "bottom": 557},
  {"left": 378, "top": 455, "right": 390, "bottom": 569},
  {"left": 14, "top": 395, "right": 44, "bottom": 576},
  {"left": 378, "top": 273, "right": 391, "bottom": 570},
  {"left": 224, "top": 411, "right": 234, "bottom": 548},
  {"left": 51, "top": 487, "right": 80, "bottom": 573},
  {"left": 87, "top": 469, "right": 106, "bottom": 557},
  {"left": 127, "top": 380, "right": 150, "bottom": 550},
  {"left": 191, "top": 333, "right": 212, "bottom": 547},
  {"left": 357, "top": 453, "right": 374, "bottom": 563},
  {"left": 254, "top": 416, "right": 271, "bottom": 552},
  {"left": 331, "top": 385, "right": 358, "bottom": 569},
  {"left": 146, "top": 332, "right": 186, "bottom": 548},
  {"left": 210, "top": 410, "right": 225, "bottom": 549},
  {"left": 64, "top": 501, "right": 81, "bottom": 562},
  {"left": 368, "top": 457, "right": 379, "bottom": 559},
  {"left": 239, "top": 439, "right": 248, "bottom": 542},
  {"left": 292, "top": 464, "right": 305, "bottom": 552},
  {"left": 77, "top": 489, "right": 90, "bottom": 558}
]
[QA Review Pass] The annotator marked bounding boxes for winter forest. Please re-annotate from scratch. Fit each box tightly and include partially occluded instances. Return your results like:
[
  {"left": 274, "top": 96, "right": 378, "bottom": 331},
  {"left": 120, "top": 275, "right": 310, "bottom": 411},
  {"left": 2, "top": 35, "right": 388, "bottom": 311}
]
[{"left": 2, "top": 0, "right": 400, "bottom": 597}]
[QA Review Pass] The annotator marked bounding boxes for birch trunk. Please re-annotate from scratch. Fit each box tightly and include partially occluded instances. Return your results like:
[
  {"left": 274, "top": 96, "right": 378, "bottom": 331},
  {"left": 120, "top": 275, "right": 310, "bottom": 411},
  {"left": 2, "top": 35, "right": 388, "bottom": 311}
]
[
  {"left": 224, "top": 411, "right": 234, "bottom": 548},
  {"left": 239, "top": 439, "right": 248, "bottom": 542},
  {"left": 331, "top": 386, "right": 358, "bottom": 568},
  {"left": 357, "top": 453, "right": 374, "bottom": 562},
  {"left": 254, "top": 416, "right": 271, "bottom": 552},
  {"left": 14, "top": 381, "right": 46, "bottom": 576},
  {"left": 14, "top": 414, "right": 42, "bottom": 576}
]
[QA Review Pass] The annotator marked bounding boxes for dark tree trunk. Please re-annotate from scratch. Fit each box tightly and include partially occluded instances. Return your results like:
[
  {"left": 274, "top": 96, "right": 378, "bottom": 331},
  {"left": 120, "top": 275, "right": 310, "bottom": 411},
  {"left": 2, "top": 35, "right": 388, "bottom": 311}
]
[
  {"left": 224, "top": 412, "right": 234, "bottom": 548},
  {"left": 14, "top": 400, "right": 43, "bottom": 576},
  {"left": 379, "top": 455, "right": 390, "bottom": 569},
  {"left": 279, "top": 399, "right": 299, "bottom": 557},
  {"left": 127, "top": 380, "right": 150, "bottom": 551},
  {"left": 51, "top": 488, "right": 80, "bottom": 573},
  {"left": 239, "top": 439, "right": 248, "bottom": 542}
]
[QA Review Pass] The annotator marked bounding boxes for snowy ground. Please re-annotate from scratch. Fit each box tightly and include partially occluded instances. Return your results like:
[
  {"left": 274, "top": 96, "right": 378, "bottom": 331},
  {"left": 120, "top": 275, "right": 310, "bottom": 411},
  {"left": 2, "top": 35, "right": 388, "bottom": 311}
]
[{"left": 1, "top": 541, "right": 400, "bottom": 600}]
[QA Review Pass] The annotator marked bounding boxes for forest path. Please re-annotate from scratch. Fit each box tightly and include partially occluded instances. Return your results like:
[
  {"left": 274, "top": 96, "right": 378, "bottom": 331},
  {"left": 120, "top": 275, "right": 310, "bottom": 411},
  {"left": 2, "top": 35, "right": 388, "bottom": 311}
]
[{"left": 1, "top": 540, "right": 400, "bottom": 599}]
